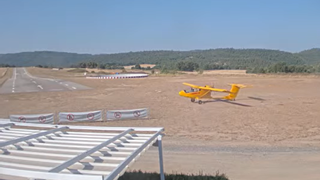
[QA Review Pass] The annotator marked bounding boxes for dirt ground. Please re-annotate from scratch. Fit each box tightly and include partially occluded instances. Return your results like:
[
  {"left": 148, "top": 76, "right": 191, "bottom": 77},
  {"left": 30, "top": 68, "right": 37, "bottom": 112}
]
[
  {"left": 3, "top": 67, "right": 320, "bottom": 147},
  {"left": 0, "top": 68, "right": 7, "bottom": 76},
  {"left": 129, "top": 147, "right": 320, "bottom": 180},
  {"left": 1, "top": 67, "right": 320, "bottom": 179},
  {"left": 183, "top": 69, "right": 247, "bottom": 75},
  {"left": 0, "top": 68, "right": 12, "bottom": 87}
]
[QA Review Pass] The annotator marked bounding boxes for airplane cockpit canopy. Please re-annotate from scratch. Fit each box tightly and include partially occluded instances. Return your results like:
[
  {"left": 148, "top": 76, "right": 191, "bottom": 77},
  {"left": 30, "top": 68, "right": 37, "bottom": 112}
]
[{"left": 184, "top": 88, "right": 200, "bottom": 93}]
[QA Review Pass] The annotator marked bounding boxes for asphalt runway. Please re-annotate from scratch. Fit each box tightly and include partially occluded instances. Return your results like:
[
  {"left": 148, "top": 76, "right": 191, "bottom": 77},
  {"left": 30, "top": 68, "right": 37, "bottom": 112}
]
[{"left": 0, "top": 68, "right": 90, "bottom": 94}]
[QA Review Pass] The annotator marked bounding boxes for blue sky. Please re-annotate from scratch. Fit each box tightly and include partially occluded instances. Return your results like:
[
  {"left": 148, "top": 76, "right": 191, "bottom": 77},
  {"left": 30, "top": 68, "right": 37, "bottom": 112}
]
[{"left": 0, "top": 0, "right": 319, "bottom": 54}]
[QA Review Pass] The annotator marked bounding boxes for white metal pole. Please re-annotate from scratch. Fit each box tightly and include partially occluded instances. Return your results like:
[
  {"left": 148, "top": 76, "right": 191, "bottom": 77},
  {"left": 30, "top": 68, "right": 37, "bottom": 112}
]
[{"left": 157, "top": 135, "right": 165, "bottom": 180}]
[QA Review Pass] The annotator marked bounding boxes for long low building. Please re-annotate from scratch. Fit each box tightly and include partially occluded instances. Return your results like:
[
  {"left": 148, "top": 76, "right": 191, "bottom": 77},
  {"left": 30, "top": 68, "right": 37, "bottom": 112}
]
[{"left": 86, "top": 73, "right": 148, "bottom": 79}]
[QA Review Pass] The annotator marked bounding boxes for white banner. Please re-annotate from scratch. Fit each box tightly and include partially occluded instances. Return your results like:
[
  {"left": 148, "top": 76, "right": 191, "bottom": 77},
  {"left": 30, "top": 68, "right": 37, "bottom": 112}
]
[
  {"left": 106, "top": 108, "right": 148, "bottom": 121},
  {"left": 58, "top": 110, "right": 102, "bottom": 123},
  {"left": 10, "top": 113, "right": 54, "bottom": 124}
]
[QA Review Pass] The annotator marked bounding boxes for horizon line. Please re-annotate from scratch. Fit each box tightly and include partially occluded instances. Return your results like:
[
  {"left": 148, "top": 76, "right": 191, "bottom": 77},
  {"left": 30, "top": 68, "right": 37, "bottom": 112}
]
[{"left": 1, "top": 47, "right": 319, "bottom": 55}]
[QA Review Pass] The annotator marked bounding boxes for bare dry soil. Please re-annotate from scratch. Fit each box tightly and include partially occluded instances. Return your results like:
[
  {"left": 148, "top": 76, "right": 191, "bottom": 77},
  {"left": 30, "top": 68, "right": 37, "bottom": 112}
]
[{"left": 1, "top": 68, "right": 320, "bottom": 180}]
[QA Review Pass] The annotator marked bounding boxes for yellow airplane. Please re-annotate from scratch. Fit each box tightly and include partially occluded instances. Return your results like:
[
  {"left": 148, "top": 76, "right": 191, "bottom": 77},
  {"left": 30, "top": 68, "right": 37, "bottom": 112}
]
[{"left": 179, "top": 83, "right": 247, "bottom": 104}]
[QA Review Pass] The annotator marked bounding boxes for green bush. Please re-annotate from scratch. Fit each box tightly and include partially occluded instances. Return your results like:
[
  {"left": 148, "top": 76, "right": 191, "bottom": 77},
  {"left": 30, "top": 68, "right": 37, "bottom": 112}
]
[
  {"left": 67, "top": 68, "right": 88, "bottom": 73},
  {"left": 119, "top": 171, "right": 229, "bottom": 180},
  {"left": 176, "top": 61, "right": 199, "bottom": 71},
  {"left": 135, "top": 64, "right": 142, "bottom": 69}
]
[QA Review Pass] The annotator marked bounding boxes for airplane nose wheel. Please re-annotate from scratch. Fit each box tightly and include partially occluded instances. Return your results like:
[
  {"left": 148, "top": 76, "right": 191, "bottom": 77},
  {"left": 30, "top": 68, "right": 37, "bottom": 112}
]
[
  {"left": 198, "top": 100, "right": 203, "bottom": 104},
  {"left": 191, "top": 98, "right": 195, "bottom": 103}
]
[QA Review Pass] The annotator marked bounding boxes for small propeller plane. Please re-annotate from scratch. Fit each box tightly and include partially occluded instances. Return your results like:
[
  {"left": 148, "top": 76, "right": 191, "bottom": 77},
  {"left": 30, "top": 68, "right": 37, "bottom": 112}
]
[{"left": 179, "top": 82, "right": 247, "bottom": 104}]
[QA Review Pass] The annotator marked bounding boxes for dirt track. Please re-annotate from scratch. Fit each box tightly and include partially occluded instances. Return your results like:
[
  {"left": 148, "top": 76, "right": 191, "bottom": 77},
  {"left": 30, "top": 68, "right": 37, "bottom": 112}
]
[{"left": 1, "top": 68, "right": 320, "bottom": 180}]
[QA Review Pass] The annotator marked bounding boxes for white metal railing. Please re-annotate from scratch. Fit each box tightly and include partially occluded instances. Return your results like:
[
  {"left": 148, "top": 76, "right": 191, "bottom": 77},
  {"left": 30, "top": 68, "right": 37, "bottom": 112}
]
[{"left": 0, "top": 122, "right": 165, "bottom": 180}]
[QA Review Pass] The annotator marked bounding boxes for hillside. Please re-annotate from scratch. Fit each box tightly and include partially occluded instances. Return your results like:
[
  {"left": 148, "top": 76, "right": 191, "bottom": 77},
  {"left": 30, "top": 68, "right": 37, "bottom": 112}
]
[
  {"left": 297, "top": 48, "right": 320, "bottom": 65},
  {"left": 0, "top": 48, "right": 319, "bottom": 68},
  {"left": 0, "top": 51, "right": 92, "bottom": 67}
]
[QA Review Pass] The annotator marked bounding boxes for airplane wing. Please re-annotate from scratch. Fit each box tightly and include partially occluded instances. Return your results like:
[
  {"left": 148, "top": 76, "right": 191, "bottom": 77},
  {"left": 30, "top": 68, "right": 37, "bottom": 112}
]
[
  {"left": 199, "top": 87, "right": 232, "bottom": 93},
  {"left": 183, "top": 83, "right": 201, "bottom": 89},
  {"left": 183, "top": 83, "right": 232, "bottom": 93}
]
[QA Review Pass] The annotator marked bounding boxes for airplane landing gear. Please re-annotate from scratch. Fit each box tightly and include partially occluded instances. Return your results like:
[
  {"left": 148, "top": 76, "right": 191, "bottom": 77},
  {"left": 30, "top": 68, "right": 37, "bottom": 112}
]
[
  {"left": 191, "top": 98, "right": 195, "bottom": 103},
  {"left": 198, "top": 100, "right": 203, "bottom": 104}
]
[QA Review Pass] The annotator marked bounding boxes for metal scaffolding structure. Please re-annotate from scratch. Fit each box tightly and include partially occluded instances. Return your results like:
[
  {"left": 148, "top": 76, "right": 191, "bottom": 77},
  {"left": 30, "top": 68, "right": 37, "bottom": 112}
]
[{"left": 0, "top": 122, "right": 165, "bottom": 180}]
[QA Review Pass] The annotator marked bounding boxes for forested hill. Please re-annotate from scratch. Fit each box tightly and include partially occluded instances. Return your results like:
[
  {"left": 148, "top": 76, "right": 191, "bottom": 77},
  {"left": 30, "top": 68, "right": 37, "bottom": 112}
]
[
  {"left": 0, "top": 48, "right": 319, "bottom": 68},
  {"left": 0, "top": 51, "right": 92, "bottom": 67},
  {"left": 296, "top": 48, "right": 320, "bottom": 65}
]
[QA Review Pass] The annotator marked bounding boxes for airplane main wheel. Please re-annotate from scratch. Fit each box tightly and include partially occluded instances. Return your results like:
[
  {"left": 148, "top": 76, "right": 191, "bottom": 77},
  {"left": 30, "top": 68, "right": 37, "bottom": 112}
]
[
  {"left": 191, "top": 98, "right": 195, "bottom": 103},
  {"left": 198, "top": 100, "right": 203, "bottom": 104}
]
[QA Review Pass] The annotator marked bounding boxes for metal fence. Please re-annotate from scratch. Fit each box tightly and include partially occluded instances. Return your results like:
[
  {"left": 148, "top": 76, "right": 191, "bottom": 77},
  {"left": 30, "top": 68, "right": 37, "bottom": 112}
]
[
  {"left": 7, "top": 108, "right": 149, "bottom": 124},
  {"left": 106, "top": 108, "right": 149, "bottom": 121},
  {"left": 9, "top": 113, "right": 54, "bottom": 124},
  {"left": 59, "top": 110, "right": 102, "bottom": 123}
]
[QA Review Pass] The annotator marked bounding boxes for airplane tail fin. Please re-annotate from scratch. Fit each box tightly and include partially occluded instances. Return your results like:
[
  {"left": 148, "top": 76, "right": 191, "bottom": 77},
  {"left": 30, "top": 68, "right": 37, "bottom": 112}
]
[{"left": 223, "top": 84, "right": 247, "bottom": 100}]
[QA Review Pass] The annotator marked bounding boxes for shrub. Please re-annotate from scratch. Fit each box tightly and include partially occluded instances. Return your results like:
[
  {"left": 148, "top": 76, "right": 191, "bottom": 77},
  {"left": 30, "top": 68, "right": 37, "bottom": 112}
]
[
  {"left": 67, "top": 68, "right": 88, "bottom": 73},
  {"left": 176, "top": 61, "right": 200, "bottom": 71},
  {"left": 119, "top": 170, "right": 229, "bottom": 180},
  {"left": 135, "top": 64, "right": 142, "bottom": 69}
]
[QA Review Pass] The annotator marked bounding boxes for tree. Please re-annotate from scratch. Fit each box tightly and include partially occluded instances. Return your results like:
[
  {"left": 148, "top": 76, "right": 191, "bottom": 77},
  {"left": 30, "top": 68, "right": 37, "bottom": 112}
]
[
  {"left": 78, "top": 62, "right": 86, "bottom": 68},
  {"left": 98, "top": 63, "right": 105, "bottom": 69},
  {"left": 316, "top": 64, "right": 320, "bottom": 73},
  {"left": 86, "top": 62, "right": 98, "bottom": 68},
  {"left": 176, "top": 61, "right": 199, "bottom": 71},
  {"left": 134, "top": 64, "right": 141, "bottom": 69}
]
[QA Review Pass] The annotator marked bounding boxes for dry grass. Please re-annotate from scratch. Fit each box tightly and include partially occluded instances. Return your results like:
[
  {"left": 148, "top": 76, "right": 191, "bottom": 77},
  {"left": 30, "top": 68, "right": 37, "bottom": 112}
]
[
  {"left": 0, "top": 68, "right": 8, "bottom": 78},
  {"left": 0, "top": 68, "right": 12, "bottom": 87},
  {"left": 183, "top": 70, "right": 247, "bottom": 75},
  {"left": 203, "top": 70, "right": 247, "bottom": 75}
]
